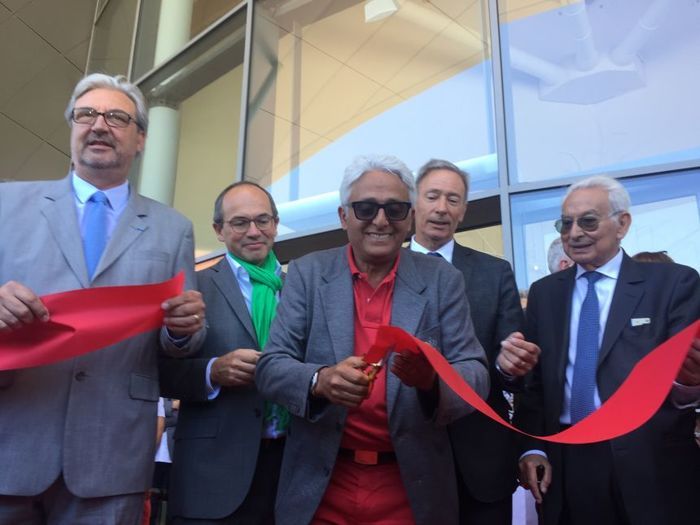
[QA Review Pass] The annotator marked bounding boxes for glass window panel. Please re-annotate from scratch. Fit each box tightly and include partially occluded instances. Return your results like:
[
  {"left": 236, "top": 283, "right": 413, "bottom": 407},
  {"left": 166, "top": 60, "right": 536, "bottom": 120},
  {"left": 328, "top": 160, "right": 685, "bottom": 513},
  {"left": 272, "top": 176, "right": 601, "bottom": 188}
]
[
  {"left": 510, "top": 170, "right": 700, "bottom": 292},
  {"left": 245, "top": 0, "right": 497, "bottom": 241},
  {"left": 498, "top": 0, "right": 700, "bottom": 183},
  {"left": 132, "top": 0, "right": 244, "bottom": 79},
  {"left": 88, "top": 0, "right": 138, "bottom": 75}
]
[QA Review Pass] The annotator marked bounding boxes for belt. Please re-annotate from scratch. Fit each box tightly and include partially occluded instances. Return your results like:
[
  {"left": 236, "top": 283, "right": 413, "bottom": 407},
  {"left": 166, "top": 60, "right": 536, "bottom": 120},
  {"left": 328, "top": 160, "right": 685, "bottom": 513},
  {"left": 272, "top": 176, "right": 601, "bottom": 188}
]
[{"left": 338, "top": 448, "right": 397, "bottom": 466}]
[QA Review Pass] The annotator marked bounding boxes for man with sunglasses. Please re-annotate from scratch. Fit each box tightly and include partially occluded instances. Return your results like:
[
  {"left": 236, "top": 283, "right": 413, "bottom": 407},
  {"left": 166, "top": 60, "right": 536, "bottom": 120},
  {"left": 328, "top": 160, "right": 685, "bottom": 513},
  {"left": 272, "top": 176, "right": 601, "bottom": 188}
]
[
  {"left": 497, "top": 175, "right": 700, "bottom": 525},
  {"left": 410, "top": 159, "right": 526, "bottom": 525},
  {"left": 256, "top": 154, "right": 489, "bottom": 525},
  {"left": 0, "top": 73, "right": 205, "bottom": 524},
  {"left": 160, "top": 181, "right": 285, "bottom": 524}
]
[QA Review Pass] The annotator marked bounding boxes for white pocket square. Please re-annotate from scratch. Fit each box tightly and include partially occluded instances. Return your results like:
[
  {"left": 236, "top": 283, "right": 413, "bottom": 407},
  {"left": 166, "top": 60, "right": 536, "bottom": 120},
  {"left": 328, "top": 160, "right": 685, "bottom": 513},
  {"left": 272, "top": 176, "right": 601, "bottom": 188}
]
[{"left": 631, "top": 317, "right": 651, "bottom": 327}]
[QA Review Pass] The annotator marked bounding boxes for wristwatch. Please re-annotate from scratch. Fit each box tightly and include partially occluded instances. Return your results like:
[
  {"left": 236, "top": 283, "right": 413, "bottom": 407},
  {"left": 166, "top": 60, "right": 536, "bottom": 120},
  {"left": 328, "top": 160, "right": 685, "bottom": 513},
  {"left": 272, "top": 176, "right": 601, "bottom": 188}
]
[{"left": 310, "top": 370, "right": 321, "bottom": 396}]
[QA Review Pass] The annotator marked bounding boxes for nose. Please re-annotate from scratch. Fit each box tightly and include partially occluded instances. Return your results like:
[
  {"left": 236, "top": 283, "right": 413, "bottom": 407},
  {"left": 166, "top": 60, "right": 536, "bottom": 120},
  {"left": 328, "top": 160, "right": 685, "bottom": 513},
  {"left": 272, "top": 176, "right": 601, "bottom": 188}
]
[
  {"left": 435, "top": 196, "right": 448, "bottom": 213},
  {"left": 373, "top": 207, "right": 390, "bottom": 226},
  {"left": 91, "top": 113, "right": 110, "bottom": 131},
  {"left": 246, "top": 221, "right": 262, "bottom": 236}
]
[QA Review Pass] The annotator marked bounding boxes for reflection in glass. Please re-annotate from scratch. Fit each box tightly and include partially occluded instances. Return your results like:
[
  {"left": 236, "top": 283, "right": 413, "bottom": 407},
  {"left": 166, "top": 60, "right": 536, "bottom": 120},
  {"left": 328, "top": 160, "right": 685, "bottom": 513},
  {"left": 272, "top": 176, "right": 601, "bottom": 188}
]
[
  {"left": 498, "top": 0, "right": 700, "bottom": 183},
  {"left": 246, "top": 0, "right": 497, "bottom": 240}
]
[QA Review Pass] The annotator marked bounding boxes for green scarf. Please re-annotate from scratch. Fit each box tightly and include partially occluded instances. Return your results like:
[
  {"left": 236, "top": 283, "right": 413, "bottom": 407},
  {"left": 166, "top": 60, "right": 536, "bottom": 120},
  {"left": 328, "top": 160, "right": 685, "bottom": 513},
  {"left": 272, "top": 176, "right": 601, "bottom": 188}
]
[{"left": 230, "top": 251, "right": 288, "bottom": 434}]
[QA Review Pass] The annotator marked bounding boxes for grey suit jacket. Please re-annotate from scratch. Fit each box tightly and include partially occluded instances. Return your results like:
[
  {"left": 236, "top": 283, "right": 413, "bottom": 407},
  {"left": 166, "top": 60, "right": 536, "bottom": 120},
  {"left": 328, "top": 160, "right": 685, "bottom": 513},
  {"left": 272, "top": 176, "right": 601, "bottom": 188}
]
[
  {"left": 256, "top": 246, "right": 489, "bottom": 525},
  {"left": 447, "top": 244, "right": 524, "bottom": 502},
  {"left": 159, "top": 259, "right": 267, "bottom": 520},
  {"left": 0, "top": 176, "right": 203, "bottom": 498}
]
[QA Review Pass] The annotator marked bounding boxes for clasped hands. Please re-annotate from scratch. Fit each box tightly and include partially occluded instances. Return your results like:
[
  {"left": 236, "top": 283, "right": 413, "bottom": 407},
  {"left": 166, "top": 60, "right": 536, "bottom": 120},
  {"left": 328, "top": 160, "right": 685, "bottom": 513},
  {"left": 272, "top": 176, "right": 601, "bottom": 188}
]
[{"left": 313, "top": 349, "right": 436, "bottom": 409}]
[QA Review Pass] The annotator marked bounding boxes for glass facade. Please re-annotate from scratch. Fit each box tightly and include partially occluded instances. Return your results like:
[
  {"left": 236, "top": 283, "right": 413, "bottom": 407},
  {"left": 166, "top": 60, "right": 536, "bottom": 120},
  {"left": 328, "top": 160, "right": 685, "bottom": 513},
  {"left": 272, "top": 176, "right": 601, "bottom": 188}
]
[{"left": 81, "top": 0, "right": 698, "bottom": 279}]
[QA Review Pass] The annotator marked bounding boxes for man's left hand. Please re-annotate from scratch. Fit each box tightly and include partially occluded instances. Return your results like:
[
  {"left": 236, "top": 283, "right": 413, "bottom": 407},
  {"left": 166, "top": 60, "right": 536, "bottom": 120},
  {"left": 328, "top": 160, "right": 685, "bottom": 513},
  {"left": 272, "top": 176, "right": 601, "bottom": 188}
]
[
  {"left": 677, "top": 337, "right": 700, "bottom": 386},
  {"left": 391, "top": 350, "right": 436, "bottom": 391},
  {"left": 161, "top": 290, "right": 205, "bottom": 337}
]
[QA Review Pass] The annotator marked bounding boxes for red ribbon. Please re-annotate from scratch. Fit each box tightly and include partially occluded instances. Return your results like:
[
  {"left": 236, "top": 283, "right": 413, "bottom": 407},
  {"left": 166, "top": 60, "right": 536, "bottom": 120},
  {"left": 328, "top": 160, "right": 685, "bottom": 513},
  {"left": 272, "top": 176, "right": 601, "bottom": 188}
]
[
  {"left": 0, "top": 273, "right": 184, "bottom": 371},
  {"left": 366, "top": 320, "right": 700, "bottom": 444}
]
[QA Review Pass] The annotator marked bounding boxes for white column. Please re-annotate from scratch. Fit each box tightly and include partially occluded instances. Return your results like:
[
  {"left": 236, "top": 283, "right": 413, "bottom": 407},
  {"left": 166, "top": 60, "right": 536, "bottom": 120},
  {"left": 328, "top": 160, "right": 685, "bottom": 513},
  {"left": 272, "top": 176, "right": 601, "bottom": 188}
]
[{"left": 138, "top": 0, "right": 193, "bottom": 204}]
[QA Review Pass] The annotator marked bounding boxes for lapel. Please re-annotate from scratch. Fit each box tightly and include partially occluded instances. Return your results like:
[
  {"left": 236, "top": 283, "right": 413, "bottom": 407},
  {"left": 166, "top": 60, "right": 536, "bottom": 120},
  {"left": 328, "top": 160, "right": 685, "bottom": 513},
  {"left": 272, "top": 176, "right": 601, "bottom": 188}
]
[
  {"left": 598, "top": 253, "right": 644, "bottom": 366},
  {"left": 552, "top": 266, "right": 576, "bottom": 400},
  {"left": 39, "top": 177, "right": 90, "bottom": 288},
  {"left": 211, "top": 258, "right": 258, "bottom": 346},
  {"left": 93, "top": 191, "right": 150, "bottom": 280},
  {"left": 451, "top": 243, "right": 473, "bottom": 286},
  {"left": 318, "top": 248, "right": 355, "bottom": 363},
  {"left": 387, "top": 250, "right": 428, "bottom": 419}
]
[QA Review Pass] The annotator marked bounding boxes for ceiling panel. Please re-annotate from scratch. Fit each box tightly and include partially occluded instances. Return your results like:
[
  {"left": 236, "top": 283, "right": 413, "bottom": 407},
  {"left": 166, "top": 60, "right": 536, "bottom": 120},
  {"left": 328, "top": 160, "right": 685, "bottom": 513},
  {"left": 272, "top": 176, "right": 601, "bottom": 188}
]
[
  {"left": 0, "top": 0, "right": 32, "bottom": 13},
  {"left": 16, "top": 0, "right": 95, "bottom": 57},
  {"left": 0, "top": 114, "right": 43, "bottom": 177},
  {"left": 0, "top": 16, "right": 58, "bottom": 105},
  {"left": 2, "top": 56, "right": 82, "bottom": 140},
  {"left": 0, "top": 3, "right": 11, "bottom": 22},
  {"left": 13, "top": 141, "right": 70, "bottom": 180}
]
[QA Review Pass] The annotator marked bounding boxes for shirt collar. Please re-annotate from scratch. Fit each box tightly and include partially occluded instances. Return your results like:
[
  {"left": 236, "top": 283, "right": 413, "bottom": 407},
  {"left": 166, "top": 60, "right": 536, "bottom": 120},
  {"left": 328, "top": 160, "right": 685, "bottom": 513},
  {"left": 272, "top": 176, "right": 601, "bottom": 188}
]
[
  {"left": 575, "top": 248, "right": 623, "bottom": 281},
  {"left": 346, "top": 244, "right": 400, "bottom": 283},
  {"left": 72, "top": 171, "right": 129, "bottom": 210},
  {"left": 409, "top": 235, "right": 455, "bottom": 263}
]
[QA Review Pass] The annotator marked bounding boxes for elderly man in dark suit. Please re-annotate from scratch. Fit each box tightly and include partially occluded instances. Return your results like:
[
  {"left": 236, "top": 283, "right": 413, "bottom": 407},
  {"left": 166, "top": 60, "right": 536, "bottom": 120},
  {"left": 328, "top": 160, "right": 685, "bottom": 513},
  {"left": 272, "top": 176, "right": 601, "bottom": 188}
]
[
  {"left": 409, "top": 158, "right": 525, "bottom": 525},
  {"left": 0, "top": 73, "right": 205, "bottom": 524},
  {"left": 160, "top": 181, "right": 285, "bottom": 524},
  {"left": 255, "top": 154, "right": 489, "bottom": 525},
  {"left": 498, "top": 175, "right": 700, "bottom": 525}
]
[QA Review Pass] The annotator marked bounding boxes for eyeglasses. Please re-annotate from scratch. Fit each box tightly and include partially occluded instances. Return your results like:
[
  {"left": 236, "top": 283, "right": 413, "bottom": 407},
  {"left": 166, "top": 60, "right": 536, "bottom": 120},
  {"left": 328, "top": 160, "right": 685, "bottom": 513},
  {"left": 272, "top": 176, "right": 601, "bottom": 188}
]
[
  {"left": 349, "top": 201, "right": 412, "bottom": 222},
  {"left": 223, "top": 214, "right": 276, "bottom": 233},
  {"left": 555, "top": 211, "right": 621, "bottom": 234},
  {"left": 71, "top": 107, "right": 139, "bottom": 129}
]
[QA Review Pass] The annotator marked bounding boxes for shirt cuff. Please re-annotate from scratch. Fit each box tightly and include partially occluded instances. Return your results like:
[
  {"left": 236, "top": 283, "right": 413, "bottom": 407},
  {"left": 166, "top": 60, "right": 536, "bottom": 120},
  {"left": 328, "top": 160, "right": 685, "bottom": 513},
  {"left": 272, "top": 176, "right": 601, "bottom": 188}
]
[
  {"left": 205, "top": 358, "right": 221, "bottom": 400},
  {"left": 670, "top": 380, "right": 700, "bottom": 409},
  {"left": 520, "top": 449, "right": 547, "bottom": 461},
  {"left": 495, "top": 361, "right": 517, "bottom": 382},
  {"left": 166, "top": 329, "right": 191, "bottom": 347}
]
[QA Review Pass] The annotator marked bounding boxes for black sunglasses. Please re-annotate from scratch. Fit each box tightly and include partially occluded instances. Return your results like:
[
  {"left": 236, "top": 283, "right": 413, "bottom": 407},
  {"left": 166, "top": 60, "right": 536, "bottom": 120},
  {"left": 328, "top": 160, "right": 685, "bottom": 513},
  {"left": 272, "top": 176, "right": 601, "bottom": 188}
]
[
  {"left": 350, "top": 201, "right": 412, "bottom": 222},
  {"left": 555, "top": 211, "right": 621, "bottom": 233}
]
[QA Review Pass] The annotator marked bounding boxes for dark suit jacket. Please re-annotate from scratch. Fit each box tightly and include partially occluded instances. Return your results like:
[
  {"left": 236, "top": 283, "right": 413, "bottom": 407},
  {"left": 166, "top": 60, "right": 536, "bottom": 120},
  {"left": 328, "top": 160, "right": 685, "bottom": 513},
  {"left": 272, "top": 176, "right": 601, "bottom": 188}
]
[
  {"left": 447, "top": 244, "right": 524, "bottom": 502},
  {"left": 516, "top": 253, "right": 700, "bottom": 525},
  {"left": 256, "top": 246, "right": 490, "bottom": 525},
  {"left": 159, "top": 259, "right": 267, "bottom": 520},
  {"left": 0, "top": 176, "right": 202, "bottom": 498}
]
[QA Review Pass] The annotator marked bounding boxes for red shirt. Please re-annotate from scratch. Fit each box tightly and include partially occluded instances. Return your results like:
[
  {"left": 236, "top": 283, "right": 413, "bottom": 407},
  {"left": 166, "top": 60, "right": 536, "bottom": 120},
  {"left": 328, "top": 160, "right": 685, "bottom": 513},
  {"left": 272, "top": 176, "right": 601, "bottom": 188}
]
[{"left": 340, "top": 246, "right": 398, "bottom": 452}]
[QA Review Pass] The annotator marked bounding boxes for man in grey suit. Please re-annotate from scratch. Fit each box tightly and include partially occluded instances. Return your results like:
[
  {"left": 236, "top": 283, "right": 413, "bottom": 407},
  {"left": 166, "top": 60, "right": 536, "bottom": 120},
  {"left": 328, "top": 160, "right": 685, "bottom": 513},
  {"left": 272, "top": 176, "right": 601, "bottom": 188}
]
[
  {"left": 0, "top": 73, "right": 205, "bottom": 524},
  {"left": 256, "top": 154, "right": 489, "bottom": 525},
  {"left": 499, "top": 176, "right": 700, "bottom": 525},
  {"left": 160, "top": 181, "right": 285, "bottom": 524},
  {"left": 410, "top": 159, "right": 526, "bottom": 525}
]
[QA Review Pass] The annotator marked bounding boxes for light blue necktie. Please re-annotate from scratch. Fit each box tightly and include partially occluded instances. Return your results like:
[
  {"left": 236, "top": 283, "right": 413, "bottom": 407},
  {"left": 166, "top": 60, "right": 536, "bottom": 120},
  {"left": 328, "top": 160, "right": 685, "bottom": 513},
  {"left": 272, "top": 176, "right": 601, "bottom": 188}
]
[
  {"left": 83, "top": 191, "right": 109, "bottom": 279},
  {"left": 570, "top": 271, "right": 603, "bottom": 423}
]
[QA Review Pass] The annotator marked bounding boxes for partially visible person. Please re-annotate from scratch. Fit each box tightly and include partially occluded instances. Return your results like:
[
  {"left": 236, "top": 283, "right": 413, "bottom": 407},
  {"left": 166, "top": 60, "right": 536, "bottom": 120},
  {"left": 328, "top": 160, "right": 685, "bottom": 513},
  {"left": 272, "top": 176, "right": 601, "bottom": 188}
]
[
  {"left": 256, "top": 154, "right": 489, "bottom": 525},
  {"left": 547, "top": 237, "right": 573, "bottom": 274},
  {"left": 498, "top": 175, "right": 700, "bottom": 525},
  {"left": 160, "top": 181, "right": 285, "bottom": 524},
  {"left": 149, "top": 397, "right": 178, "bottom": 525},
  {"left": 0, "top": 73, "right": 204, "bottom": 524},
  {"left": 631, "top": 250, "right": 674, "bottom": 263},
  {"left": 410, "top": 158, "right": 524, "bottom": 525}
]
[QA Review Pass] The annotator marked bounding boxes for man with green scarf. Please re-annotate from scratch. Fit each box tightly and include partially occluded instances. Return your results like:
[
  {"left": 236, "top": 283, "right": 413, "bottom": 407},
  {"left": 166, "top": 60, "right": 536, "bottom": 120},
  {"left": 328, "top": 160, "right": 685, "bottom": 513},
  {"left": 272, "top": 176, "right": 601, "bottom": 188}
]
[{"left": 159, "top": 181, "right": 285, "bottom": 525}]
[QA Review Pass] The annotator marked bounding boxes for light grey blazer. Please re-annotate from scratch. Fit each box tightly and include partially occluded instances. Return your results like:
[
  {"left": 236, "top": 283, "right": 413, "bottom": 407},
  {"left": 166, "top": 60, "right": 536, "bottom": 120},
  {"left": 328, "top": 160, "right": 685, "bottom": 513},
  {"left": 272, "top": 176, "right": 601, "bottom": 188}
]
[
  {"left": 256, "top": 246, "right": 489, "bottom": 525},
  {"left": 0, "top": 176, "right": 203, "bottom": 498}
]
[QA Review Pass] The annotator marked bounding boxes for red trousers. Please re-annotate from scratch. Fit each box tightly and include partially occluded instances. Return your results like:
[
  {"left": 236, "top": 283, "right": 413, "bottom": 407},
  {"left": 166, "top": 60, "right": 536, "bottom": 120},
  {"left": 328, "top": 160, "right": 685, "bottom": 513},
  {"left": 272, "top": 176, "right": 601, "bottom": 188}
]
[{"left": 312, "top": 456, "right": 416, "bottom": 525}]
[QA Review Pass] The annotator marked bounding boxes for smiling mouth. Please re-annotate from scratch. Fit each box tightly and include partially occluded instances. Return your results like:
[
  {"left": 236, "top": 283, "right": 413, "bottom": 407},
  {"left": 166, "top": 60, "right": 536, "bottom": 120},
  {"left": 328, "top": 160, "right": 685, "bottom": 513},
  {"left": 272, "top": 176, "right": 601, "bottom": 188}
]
[{"left": 367, "top": 232, "right": 392, "bottom": 240}]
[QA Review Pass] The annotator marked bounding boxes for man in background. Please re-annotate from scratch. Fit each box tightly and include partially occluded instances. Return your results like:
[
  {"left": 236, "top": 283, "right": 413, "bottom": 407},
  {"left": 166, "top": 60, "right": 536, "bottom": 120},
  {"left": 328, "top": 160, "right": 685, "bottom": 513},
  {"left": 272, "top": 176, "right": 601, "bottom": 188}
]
[
  {"left": 160, "top": 181, "right": 285, "bottom": 524},
  {"left": 547, "top": 237, "right": 573, "bottom": 274},
  {"left": 410, "top": 158, "right": 525, "bottom": 525}
]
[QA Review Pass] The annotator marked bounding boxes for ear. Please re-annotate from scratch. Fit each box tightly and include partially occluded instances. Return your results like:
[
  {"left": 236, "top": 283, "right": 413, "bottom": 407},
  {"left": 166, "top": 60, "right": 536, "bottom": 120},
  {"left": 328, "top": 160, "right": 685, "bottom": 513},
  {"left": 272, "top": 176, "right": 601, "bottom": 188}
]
[
  {"left": 617, "top": 211, "right": 632, "bottom": 240},
  {"left": 213, "top": 222, "right": 224, "bottom": 242},
  {"left": 338, "top": 206, "right": 349, "bottom": 231},
  {"left": 135, "top": 130, "right": 146, "bottom": 154}
]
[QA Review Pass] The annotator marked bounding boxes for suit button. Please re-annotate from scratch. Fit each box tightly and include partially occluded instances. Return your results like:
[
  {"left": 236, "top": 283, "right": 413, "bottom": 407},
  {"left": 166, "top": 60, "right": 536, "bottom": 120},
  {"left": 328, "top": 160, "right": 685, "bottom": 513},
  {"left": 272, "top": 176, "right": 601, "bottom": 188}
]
[
  {"left": 254, "top": 409, "right": 262, "bottom": 418},
  {"left": 74, "top": 371, "right": 87, "bottom": 381}
]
